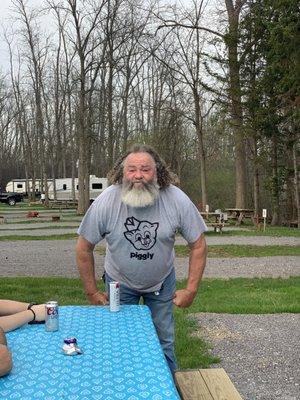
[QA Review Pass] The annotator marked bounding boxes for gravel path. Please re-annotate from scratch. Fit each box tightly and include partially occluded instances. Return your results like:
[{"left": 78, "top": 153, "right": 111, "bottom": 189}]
[
  {"left": 193, "top": 313, "right": 300, "bottom": 400},
  {"left": 0, "top": 239, "right": 299, "bottom": 279},
  {"left": 0, "top": 224, "right": 299, "bottom": 247}
]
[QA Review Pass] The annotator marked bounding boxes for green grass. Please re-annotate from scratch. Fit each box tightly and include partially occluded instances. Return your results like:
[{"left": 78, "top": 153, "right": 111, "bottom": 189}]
[
  {"left": 1, "top": 276, "right": 299, "bottom": 369},
  {"left": 205, "top": 226, "right": 300, "bottom": 237},
  {"left": 174, "top": 308, "right": 219, "bottom": 368},
  {"left": 5, "top": 217, "right": 81, "bottom": 224},
  {"left": 0, "top": 203, "right": 46, "bottom": 210},
  {"left": 0, "top": 233, "right": 78, "bottom": 241},
  {"left": 174, "top": 244, "right": 300, "bottom": 257},
  {"left": 177, "top": 277, "right": 300, "bottom": 314},
  {"left": 0, "top": 225, "right": 79, "bottom": 230}
]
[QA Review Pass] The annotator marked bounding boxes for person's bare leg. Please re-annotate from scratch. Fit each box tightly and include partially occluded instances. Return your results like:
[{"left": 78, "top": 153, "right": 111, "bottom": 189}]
[
  {"left": 0, "top": 300, "right": 29, "bottom": 316},
  {"left": 0, "top": 327, "right": 12, "bottom": 376}
]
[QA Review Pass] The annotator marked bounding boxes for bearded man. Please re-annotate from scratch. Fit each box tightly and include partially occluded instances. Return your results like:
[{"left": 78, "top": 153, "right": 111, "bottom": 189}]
[{"left": 76, "top": 144, "right": 207, "bottom": 372}]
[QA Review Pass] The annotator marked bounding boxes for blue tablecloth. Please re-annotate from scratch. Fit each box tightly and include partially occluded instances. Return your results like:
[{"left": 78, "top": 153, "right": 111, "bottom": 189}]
[{"left": 0, "top": 305, "right": 180, "bottom": 399}]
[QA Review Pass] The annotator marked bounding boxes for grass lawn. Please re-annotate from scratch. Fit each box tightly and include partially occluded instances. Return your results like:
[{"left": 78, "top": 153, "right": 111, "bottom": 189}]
[
  {"left": 0, "top": 225, "right": 79, "bottom": 230},
  {"left": 0, "top": 203, "right": 46, "bottom": 210},
  {"left": 0, "top": 233, "right": 78, "bottom": 241},
  {"left": 176, "top": 244, "right": 300, "bottom": 257},
  {"left": 1, "top": 276, "right": 299, "bottom": 369},
  {"left": 5, "top": 216, "right": 81, "bottom": 224},
  {"left": 205, "top": 226, "right": 300, "bottom": 237}
]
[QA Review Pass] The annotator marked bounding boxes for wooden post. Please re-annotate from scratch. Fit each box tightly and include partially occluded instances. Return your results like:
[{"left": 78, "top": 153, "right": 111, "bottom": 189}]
[{"left": 205, "top": 204, "right": 209, "bottom": 220}]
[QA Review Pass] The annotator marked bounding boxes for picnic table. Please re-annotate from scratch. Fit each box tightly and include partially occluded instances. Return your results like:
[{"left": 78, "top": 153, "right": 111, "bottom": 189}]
[
  {"left": 225, "top": 208, "right": 254, "bottom": 226},
  {"left": 200, "top": 212, "right": 223, "bottom": 223},
  {"left": 1, "top": 305, "right": 180, "bottom": 399},
  {"left": 200, "top": 212, "right": 226, "bottom": 233}
]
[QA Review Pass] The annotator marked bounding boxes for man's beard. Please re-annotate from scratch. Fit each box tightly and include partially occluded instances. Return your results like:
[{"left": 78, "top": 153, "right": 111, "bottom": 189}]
[{"left": 121, "top": 179, "right": 159, "bottom": 208}]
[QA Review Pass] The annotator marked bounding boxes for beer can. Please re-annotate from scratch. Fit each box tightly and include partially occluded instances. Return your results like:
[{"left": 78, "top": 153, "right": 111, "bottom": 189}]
[
  {"left": 109, "top": 282, "right": 120, "bottom": 312},
  {"left": 62, "top": 337, "right": 83, "bottom": 355},
  {"left": 45, "top": 301, "right": 59, "bottom": 332}
]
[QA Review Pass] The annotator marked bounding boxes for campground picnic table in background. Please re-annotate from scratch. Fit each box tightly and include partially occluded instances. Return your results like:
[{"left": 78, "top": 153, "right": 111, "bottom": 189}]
[
  {"left": 225, "top": 208, "right": 254, "bottom": 226},
  {"left": 200, "top": 212, "right": 226, "bottom": 233},
  {"left": 200, "top": 212, "right": 223, "bottom": 223}
]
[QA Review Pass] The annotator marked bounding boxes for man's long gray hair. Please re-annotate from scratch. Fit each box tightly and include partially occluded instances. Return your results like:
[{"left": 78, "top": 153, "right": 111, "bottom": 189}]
[{"left": 107, "top": 144, "right": 177, "bottom": 188}]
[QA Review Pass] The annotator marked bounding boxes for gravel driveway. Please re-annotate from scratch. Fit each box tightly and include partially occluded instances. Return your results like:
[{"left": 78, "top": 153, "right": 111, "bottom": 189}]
[
  {"left": 0, "top": 239, "right": 299, "bottom": 279},
  {"left": 193, "top": 313, "right": 300, "bottom": 400}
]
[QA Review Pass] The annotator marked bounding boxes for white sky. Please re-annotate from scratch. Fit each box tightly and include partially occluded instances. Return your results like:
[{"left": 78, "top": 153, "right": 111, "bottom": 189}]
[
  {"left": 0, "top": 0, "right": 45, "bottom": 73},
  {"left": 0, "top": 0, "right": 219, "bottom": 74}
]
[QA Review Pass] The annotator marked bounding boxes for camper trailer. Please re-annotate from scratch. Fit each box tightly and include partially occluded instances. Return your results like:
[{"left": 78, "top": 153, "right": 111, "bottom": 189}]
[
  {"left": 47, "top": 176, "right": 108, "bottom": 201},
  {"left": 6, "top": 176, "right": 108, "bottom": 202},
  {"left": 5, "top": 179, "right": 45, "bottom": 196}
]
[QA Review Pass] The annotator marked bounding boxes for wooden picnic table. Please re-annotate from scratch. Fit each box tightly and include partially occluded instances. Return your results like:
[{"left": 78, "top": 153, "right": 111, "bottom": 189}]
[
  {"left": 175, "top": 368, "right": 242, "bottom": 400},
  {"left": 200, "top": 212, "right": 223, "bottom": 223},
  {"left": 225, "top": 208, "right": 254, "bottom": 225}
]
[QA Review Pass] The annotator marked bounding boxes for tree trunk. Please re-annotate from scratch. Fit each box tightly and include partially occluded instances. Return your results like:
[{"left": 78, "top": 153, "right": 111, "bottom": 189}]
[
  {"left": 292, "top": 140, "right": 300, "bottom": 228},
  {"left": 271, "top": 137, "right": 281, "bottom": 225},
  {"left": 194, "top": 90, "right": 207, "bottom": 207},
  {"left": 225, "top": 0, "right": 247, "bottom": 208}
]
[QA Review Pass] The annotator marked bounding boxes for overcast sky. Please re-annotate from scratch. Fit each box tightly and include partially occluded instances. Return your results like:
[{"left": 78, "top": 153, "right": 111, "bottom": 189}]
[
  {"left": 0, "top": 0, "right": 45, "bottom": 73},
  {"left": 0, "top": 0, "right": 217, "bottom": 75}
]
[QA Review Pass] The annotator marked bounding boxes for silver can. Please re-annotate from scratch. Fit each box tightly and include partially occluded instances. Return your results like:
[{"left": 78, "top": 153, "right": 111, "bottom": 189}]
[
  {"left": 45, "top": 301, "right": 59, "bottom": 331},
  {"left": 109, "top": 282, "right": 120, "bottom": 312}
]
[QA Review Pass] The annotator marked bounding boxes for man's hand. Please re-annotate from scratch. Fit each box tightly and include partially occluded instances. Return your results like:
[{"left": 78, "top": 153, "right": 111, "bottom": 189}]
[
  {"left": 173, "top": 289, "right": 196, "bottom": 308},
  {"left": 87, "top": 291, "right": 109, "bottom": 305}
]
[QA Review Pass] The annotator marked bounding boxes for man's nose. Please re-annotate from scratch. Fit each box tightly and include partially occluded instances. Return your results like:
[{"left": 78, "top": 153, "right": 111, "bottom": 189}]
[{"left": 134, "top": 170, "right": 143, "bottom": 179}]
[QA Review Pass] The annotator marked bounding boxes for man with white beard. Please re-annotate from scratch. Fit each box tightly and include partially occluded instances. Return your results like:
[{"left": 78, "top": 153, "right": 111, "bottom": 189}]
[{"left": 76, "top": 144, "right": 207, "bottom": 373}]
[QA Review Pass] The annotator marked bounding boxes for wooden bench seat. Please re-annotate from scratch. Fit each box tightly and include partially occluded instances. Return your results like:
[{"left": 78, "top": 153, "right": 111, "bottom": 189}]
[
  {"left": 48, "top": 201, "right": 77, "bottom": 209},
  {"left": 175, "top": 368, "right": 243, "bottom": 400}
]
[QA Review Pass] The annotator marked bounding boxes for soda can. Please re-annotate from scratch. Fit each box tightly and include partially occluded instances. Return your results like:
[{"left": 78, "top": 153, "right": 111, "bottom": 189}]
[
  {"left": 62, "top": 337, "right": 83, "bottom": 355},
  {"left": 45, "top": 301, "right": 59, "bottom": 332},
  {"left": 109, "top": 282, "right": 120, "bottom": 312}
]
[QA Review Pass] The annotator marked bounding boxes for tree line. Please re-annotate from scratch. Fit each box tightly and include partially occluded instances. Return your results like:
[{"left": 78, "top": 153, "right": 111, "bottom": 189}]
[{"left": 0, "top": 0, "right": 298, "bottom": 225}]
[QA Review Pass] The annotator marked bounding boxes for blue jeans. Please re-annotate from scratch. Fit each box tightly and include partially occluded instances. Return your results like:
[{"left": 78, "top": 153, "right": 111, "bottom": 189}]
[{"left": 105, "top": 269, "right": 177, "bottom": 373}]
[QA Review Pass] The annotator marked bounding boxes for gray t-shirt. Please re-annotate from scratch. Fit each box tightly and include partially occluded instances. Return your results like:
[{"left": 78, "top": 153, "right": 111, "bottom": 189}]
[{"left": 78, "top": 184, "right": 207, "bottom": 292}]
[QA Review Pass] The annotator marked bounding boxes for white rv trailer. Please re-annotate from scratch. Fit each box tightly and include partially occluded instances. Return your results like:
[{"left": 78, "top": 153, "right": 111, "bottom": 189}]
[
  {"left": 6, "top": 176, "right": 108, "bottom": 201},
  {"left": 6, "top": 179, "right": 45, "bottom": 195},
  {"left": 47, "top": 175, "right": 108, "bottom": 201}
]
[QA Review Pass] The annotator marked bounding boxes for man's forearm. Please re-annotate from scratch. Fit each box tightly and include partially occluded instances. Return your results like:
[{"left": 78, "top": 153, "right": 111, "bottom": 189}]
[
  {"left": 186, "top": 235, "right": 207, "bottom": 294},
  {"left": 76, "top": 249, "right": 98, "bottom": 296},
  {"left": 173, "top": 234, "right": 207, "bottom": 308}
]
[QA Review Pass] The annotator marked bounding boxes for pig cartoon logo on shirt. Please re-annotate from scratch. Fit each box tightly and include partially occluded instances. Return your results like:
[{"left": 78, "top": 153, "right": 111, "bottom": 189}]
[{"left": 124, "top": 216, "right": 159, "bottom": 250}]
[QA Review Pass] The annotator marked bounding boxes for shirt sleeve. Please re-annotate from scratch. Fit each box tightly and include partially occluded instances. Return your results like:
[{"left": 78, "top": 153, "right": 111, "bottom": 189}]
[
  {"left": 77, "top": 198, "right": 107, "bottom": 245},
  {"left": 178, "top": 192, "right": 207, "bottom": 244}
]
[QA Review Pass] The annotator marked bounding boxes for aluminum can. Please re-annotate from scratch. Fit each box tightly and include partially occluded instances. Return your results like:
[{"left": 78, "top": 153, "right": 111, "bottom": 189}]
[
  {"left": 62, "top": 337, "right": 83, "bottom": 355},
  {"left": 45, "top": 301, "right": 59, "bottom": 331},
  {"left": 109, "top": 282, "right": 120, "bottom": 312}
]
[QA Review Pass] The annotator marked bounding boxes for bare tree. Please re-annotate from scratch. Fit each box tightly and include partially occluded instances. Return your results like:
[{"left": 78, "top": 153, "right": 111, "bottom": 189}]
[
  {"left": 12, "top": 0, "right": 50, "bottom": 200},
  {"left": 56, "top": 0, "right": 108, "bottom": 213},
  {"left": 157, "top": 0, "right": 248, "bottom": 208}
]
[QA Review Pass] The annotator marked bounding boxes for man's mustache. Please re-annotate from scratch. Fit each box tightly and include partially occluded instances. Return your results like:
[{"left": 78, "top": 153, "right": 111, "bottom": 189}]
[{"left": 126, "top": 180, "right": 150, "bottom": 189}]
